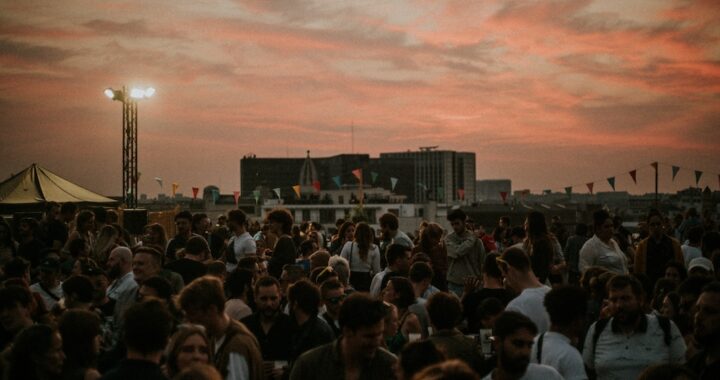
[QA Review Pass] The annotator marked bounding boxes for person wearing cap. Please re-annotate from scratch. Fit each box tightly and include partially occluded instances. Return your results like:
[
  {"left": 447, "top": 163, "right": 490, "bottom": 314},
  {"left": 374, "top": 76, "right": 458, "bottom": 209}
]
[
  {"left": 29, "top": 257, "right": 64, "bottom": 310},
  {"left": 689, "top": 257, "right": 714, "bottom": 278}
]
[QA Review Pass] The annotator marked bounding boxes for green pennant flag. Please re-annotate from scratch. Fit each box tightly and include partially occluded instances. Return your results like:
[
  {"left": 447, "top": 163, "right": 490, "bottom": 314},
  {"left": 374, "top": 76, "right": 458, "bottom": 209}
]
[
  {"left": 371, "top": 171, "right": 378, "bottom": 184},
  {"left": 332, "top": 176, "right": 342, "bottom": 188},
  {"left": 672, "top": 166, "right": 680, "bottom": 181},
  {"left": 607, "top": 177, "right": 616, "bottom": 191}
]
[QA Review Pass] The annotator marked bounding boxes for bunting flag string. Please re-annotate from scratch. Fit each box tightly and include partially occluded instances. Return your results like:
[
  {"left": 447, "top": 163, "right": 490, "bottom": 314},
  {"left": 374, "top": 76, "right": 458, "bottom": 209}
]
[
  {"left": 586, "top": 182, "right": 594, "bottom": 195},
  {"left": 390, "top": 177, "right": 398, "bottom": 191},
  {"left": 292, "top": 185, "right": 301, "bottom": 198},
  {"left": 672, "top": 166, "right": 680, "bottom": 181},
  {"left": 695, "top": 170, "right": 703, "bottom": 186},
  {"left": 607, "top": 177, "right": 616, "bottom": 191},
  {"left": 233, "top": 191, "right": 240, "bottom": 207},
  {"left": 273, "top": 188, "right": 281, "bottom": 199},
  {"left": 371, "top": 171, "right": 378, "bottom": 184},
  {"left": 192, "top": 187, "right": 199, "bottom": 200},
  {"left": 332, "top": 176, "right": 342, "bottom": 189}
]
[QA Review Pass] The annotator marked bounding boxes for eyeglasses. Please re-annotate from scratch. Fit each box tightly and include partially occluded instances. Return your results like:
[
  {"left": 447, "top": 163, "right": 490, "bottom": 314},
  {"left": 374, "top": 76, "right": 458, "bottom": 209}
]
[{"left": 325, "top": 295, "right": 346, "bottom": 304}]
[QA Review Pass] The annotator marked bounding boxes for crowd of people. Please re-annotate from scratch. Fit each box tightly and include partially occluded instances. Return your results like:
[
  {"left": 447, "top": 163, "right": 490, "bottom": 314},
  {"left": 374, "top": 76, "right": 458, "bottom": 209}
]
[{"left": 0, "top": 201, "right": 718, "bottom": 380}]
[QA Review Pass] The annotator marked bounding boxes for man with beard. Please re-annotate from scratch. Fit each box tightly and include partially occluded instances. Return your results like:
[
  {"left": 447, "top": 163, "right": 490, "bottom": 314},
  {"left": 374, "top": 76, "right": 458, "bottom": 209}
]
[
  {"left": 165, "top": 211, "right": 198, "bottom": 261},
  {"left": 290, "top": 293, "right": 396, "bottom": 380},
  {"left": 483, "top": 311, "right": 562, "bottom": 380},
  {"left": 242, "top": 276, "right": 295, "bottom": 379},
  {"left": 106, "top": 247, "right": 137, "bottom": 301},
  {"left": 583, "top": 275, "right": 686, "bottom": 380},
  {"left": 685, "top": 282, "right": 720, "bottom": 379}
]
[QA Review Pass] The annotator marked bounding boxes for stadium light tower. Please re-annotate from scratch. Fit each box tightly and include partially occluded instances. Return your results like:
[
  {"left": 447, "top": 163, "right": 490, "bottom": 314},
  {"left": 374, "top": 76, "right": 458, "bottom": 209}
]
[{"left": 104, "top": 86, "right": 155, "bottom": 208}]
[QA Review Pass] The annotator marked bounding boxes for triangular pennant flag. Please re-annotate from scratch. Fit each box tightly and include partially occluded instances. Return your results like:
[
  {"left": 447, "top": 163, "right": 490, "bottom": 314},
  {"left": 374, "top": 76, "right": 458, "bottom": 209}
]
[
  {"left": 371, "top": 171, "right": 378, "bottom": 184},
  {"left": 651, "top": 162, "right": 658, "bottom": 170},
  {"left": 154, "top": 177, "right": 163, "bottom": 189},
  {"left": 312, "top": 180, "right": 321, "bottom": 192},
  {"left": 273, "top": 188, "right": 281, "bottom": 199},
  {"left": 252, "top": 190, "right": 261, "bottom": 203},
  {"left": 629, "top": 170, "right": 637, "bottom": 184},
  {"left": 565, "top": 186, "right": 572, "bottom": 196},
  {"left": 587, "top": 182, "right": 594, "bottom": 195},
  {"left": 172, "top": 183, "right": 179, "bottom": 196},
  {"left": 192, "top": 187, "right": 199, "bottom": 200},
  {"left": 211, "top": 189, "right": 219, "bottom": 202},
  {"left": 292, "top": 185, "right": 301, "bottom": 198},
  {"left": 457, "top": 188, "right": 465, "bottom": 200},
  {"left": 390, "top": 177, "right": 398, "bottom": 191},
  {"left": 607, "top": 177, "right": 615, "bottom": 191},
  {"left": 695, "top": 170, "right": 703, "bottom": 186},
  {"left": 233, "top": 191, "right": 240, "bottom": 206},
  {"left": 352, "top": 169, "right": 362, "bottom": 181},
  {"left": 332, "top": 176, "right": 342, "bottom": 189},
  {"left": 672, "top": 166, "right": 680, "bottom": 181},
  {"left": 500, "top": 191, "right": 508, "bottom": 202}
]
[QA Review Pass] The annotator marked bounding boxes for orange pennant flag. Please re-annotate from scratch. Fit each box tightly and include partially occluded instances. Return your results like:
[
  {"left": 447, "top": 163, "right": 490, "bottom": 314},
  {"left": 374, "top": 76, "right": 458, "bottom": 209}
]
[{"left": 292, "top": 185, "right": 301, "bottom": 198}]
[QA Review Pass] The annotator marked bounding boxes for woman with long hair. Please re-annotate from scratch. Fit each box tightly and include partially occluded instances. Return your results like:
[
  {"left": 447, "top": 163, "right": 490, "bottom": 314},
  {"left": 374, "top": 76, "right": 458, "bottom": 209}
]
[
  {"left": 340, "top": 222, "right": 381, "bottom": 292},
  {"left": 58, "top": 309, "right": 102, "bottom": 380},
  {"left": 329, "top": 221, "right": 355, "bottom": 256},
  {"left": 64, "top": 210, "right": 96, "bottom": 255},
  {"left": 93, "top": 225, "right": 119, "bottom": 265},
  {"left": 164, "top": 324, "right": 213, "bottom": 378},
  {"left": 7, "top": 324, "right": 66, "bottom": 380},
  {"left": 142, "top": 223, "right": 168, "bottom": 251},
  {"left": 523, "top": 211, "right": 564, "bottom": 284},
  {"left": 383, "top": 277, "right": 423, "bottom": 344},
  {"left": 412, "top": 223, "right": 447, "bottom": 291}
]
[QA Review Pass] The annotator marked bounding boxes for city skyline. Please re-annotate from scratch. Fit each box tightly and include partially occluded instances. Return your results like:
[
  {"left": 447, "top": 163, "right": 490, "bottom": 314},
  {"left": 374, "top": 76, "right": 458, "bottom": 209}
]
[{"left": 1, "top": 1, "right": 719, "bottom": 197}]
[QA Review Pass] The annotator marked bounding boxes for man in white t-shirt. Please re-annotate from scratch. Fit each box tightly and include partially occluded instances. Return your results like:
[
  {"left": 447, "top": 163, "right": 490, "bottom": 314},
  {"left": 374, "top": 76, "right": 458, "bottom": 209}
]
[
  {"left": 483, "top": 311, "right": 563, "bottom": 380},
  {"left": 29, "top": 257, "right": 63, "bottom": 311},
  {"left": 226, "top": 209, "right": 256, "bottom": 273},
  {"left": 499, "top": 247, "right": 551, "bottom": 334}
]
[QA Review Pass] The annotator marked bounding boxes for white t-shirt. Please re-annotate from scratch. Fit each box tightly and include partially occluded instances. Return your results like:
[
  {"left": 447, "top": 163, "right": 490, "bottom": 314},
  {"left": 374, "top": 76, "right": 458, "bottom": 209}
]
[
  {"left": 681, "top": 244, "right": 702, "bottom": 266},
  {"left": 226, "top": 232, "right": 256, "bottom": 273},
  {"left": 482, "top": 363, "right": 563, "bottom": 380},
  {"left": 340, "top": 241, "right": 381, "bottom": 274},
  {"left": 531, "top": 331, "right": 588, "bottom": 380},
  {"left": 30, "top": 282, "right": 63, "bottom": 311},
  {"left": 505, "top": 285, "right": 551, "bottom": 334}
]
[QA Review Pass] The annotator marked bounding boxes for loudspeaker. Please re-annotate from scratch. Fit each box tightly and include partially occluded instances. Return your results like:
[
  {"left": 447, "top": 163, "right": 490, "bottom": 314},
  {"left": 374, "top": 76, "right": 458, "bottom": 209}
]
[{"left": 123, "top": 209, "right": 148, "bottom": 235}]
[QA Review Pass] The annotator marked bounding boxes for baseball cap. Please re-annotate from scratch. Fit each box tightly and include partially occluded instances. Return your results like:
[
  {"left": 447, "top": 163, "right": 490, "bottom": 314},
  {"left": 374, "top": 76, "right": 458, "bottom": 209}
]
[{"left": 688, "top": 257, "right": 713, "bottom": 273}]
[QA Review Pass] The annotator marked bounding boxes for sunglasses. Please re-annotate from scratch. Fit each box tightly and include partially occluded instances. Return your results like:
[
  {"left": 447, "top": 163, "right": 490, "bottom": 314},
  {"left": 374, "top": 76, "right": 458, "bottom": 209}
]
[{"left": 325, "top": 295, "right": 346, "bottom": 304}]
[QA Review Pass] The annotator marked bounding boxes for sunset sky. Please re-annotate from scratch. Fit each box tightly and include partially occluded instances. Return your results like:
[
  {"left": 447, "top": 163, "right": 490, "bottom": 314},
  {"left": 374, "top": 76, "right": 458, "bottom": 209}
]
[{"left": 1, "top": 0, "right": 719, "bottom": 198}]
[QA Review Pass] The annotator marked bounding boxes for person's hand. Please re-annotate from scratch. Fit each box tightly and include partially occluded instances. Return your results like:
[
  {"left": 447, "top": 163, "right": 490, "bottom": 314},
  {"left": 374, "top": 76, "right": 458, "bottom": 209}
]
[{"left": 463, "top": 276, "right": 481, "bottom": 295}]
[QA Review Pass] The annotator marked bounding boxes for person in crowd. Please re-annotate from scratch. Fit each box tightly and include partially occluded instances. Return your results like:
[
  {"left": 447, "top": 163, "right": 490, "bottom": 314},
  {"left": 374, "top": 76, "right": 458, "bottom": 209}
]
[
  {"left": 412, "top": 222, "right": 448, "bottom": 291},
  {"left": 685, "top": 281, "right": 720, "bottom": 379},
  {"left": 41, "top": 201, "right": 68, "bottom": 251},
  {"left": 688, "top": 257, "right": 714, "bottom": 278},
  {"left": 370, "top": 244, "right": 411, "bottom": 298},
  {"left": 58, "top": 309, "right": 103, "bottom": 380},
  {"left": 142, "top": 223, "right": 168, "bottom": 253},
  {"left": 288, "top": 279, "right": 335, "bottom": 367},
  {"left": 165, "top": 235, "right": 209, "bottom": 285},
  {"left": 224, "top": 268, "right": 254, "bottom": 321},
  {"left": 445, "top": 209, "right": 484, "bottom": 298},
  {"left": 383, "top": 276, "right": 423, "bottom": 340},
  {"left": 309, "top": 250, "right": 330, "bottom": 272},
  {"left": 523, "top": 211, "right": 561, "bottom": 284},
  {"left": 583, "top": 274, "right": 686, "bottom": 380},
  {"left": 178, "top": 276, "right": 264, "bottom": 380},
  {"left": 676, "top": 276, "right": 714, "bottom": 339},
  {"left": 475, "top": 297, "right": 505, "bottom": 331},
  {"left": 329, "top": 221, "right": 355, "bottom": 256},
  {"left": 106, "top": 246, "right": 136, "bottom": 301},
  {"left": 508, "top": 226, "right": 526, "bottom": 250},
  {"left": 661, "top": 291, "right": 682, "bottom": 322},
  {"left": 266, "top": 208, "right": 297, "bottom": 279},
  {"left": 635, "top": 209, "right": 684, "bottom": 285},
  {"left": 499, "top": 247, "right": 551, "bottom": 334},
  {"left": 60, "top": 202, "right": 78, "bottom": 230},
  {"left": 225, "top": 209, "right": 256, "bottom": 273},
  {"left": 328, "top": 255, "right": 352, "bottom": 291},
  {"left": 485, "top": 311, "right": 563, "bottom": 380},
  {"left": 462, "top": 253, "right": 513, "bottom": 333},
  {"left": 100, "top": 299, "right": 173, "bottom": 379},
  {"left": 60, "top": 274, "right": 95, "bottom": 311},
  {"left": 341, "top": 222, "right": 381, "bottom": 292},
  {"left": 6, "top": 324, "right": 66, "bottom": 380},
  {"left": 564, "top": 223, "right": 589, "bottom": 284},
  {"left": 30, "top": 257, "right": 64, "bottom": 311},
  {"left": 664, "top": 261, "right": 688, "bottom": 285},
  {"left": 166, "top": 211, "right": 197, "bottom": 261},
  {"left": 191, "top": 213, "right": 212, "bottom": 242},
  {"left": 164, "top": 324, "right": 213, "bottom": 379},
  {"left": 0, "top": 218, "right": 18, "bottom": 267},
  {"left": 93, "top": 225, "right": 120, "bottom": 265},
  {"left": 241, "top": 276, "right": 294, "bottom": 378},
  {"left": 579, "top": 209, "right": 628, "bottom": 274},
  {"left": 115, "top": 247, "right": 176, "bottom": 325},
  {"left": 17, "top": 217, "right": 48, "bottom": 268},
  {"left": 396, "top": 340, "right": 446, "bottom": 380},
  {"left": 296, "top": 240, "right": 316, "bottom": 272},
  {"left": 531, "top": 285, "right": 588, "bottom": 380},
  {"left": 426, "top": 292, "right": 481, "bottom": 372},
  {"left": 64, "top": 210, "right": 95, "bottom": 258},
  {"left": 682, "top": 226, "right": 704, "bottom": 266},
  {"left": 0, "top": 285, "right": 35, "bottom": 351},
  {"left": 379, "top": 212, "right": 414, "bottom": 252},
  {"left": 320, "top": 278, "right": 345, "bottom": 336},
  {"left": 290, "top": 293, "right": 396, "bottom": 380}
]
